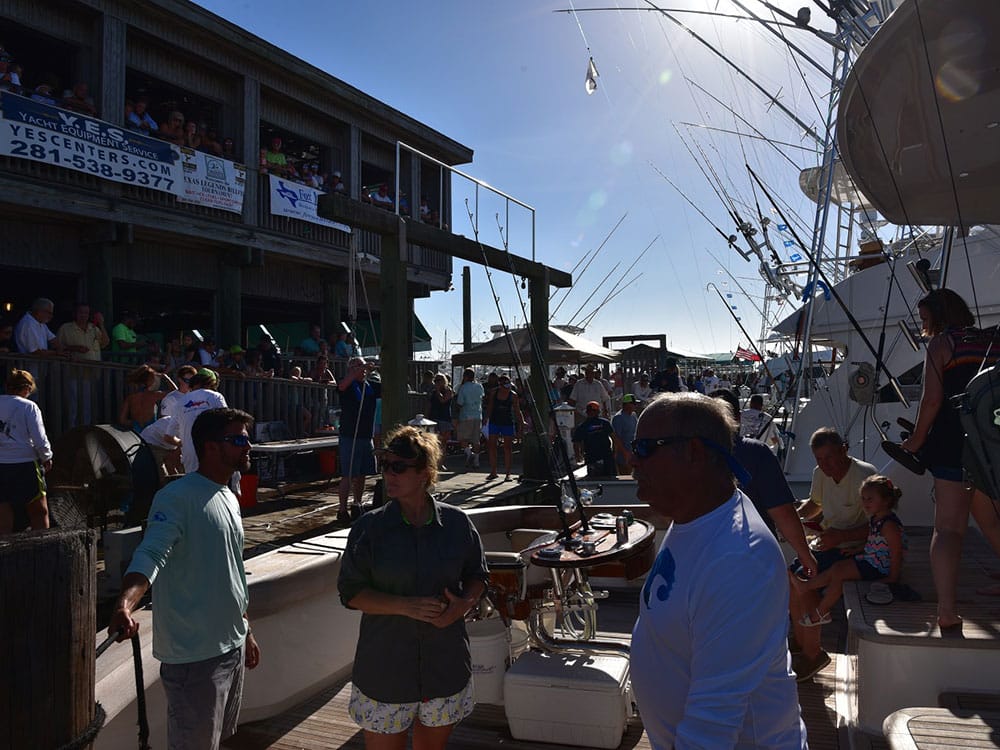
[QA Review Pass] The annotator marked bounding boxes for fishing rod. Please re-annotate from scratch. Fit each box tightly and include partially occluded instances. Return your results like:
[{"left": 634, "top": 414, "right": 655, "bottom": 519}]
[
  {"left": 566, "top": 234, "right": 658, "bottom": 328},
  {"left": 706, "top": 282, "right": 777, "bottom": 388},
  {"left": 554, "top": 4, "right": 841, "bottom": 50},
  {"left": 674, "top": 121, "right": 781, "bottom": 273},
  {"left": 549, "top": 213, "right": 628, "bottom": 318},
  {"left": 485, "top": 211, "right": 593, "bottom": 538},
  {"left": 564, "top": 259, "right": 623, "bottom": 328},
  {"left": 706, "top": 249, "right": 769, "bottom": 323},
  {"left": 747, "top": 165, "right": 910, "bottom": 407},
  {"left": 671, "top": 123, "right": 746, "bottom": 239},
  {"left": 649, "top": 161, "right": 751, "bottom": 261},
  {"left": 577, "top": 273, "right": 642, "bottom": 330},
  {"left": 726, "top": 0, "right": 837, "bottom": 79},
  {"left": 685, "top": 76, "right": 821, "bottom": 156},
  {"left": 641, "top": 0, "right": 822, "bottom": 143},
  {"left": 675, "top": 121, "right": 816, "bottom": 156}
]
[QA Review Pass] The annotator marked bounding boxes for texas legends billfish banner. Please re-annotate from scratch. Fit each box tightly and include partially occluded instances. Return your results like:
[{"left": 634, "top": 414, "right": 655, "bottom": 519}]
[
  {"left": 0, "top": 91, "right": 183, "bottom": 196},
  {"left": 178, "top": 147, "right": 246, "bottom": 214}
]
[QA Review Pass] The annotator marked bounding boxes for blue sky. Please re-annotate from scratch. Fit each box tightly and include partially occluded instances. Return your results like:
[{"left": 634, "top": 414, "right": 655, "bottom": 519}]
[{"left": 195, "top": 1, "right": 837, "bottom": 357}]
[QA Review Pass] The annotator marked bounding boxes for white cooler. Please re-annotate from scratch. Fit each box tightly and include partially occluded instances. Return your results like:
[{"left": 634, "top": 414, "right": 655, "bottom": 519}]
[{"left": 504, "top": 649, "right": 631, "bottom": 749}]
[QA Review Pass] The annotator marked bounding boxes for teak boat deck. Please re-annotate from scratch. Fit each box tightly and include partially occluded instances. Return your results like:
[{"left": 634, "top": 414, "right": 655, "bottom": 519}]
[{"left": 222, "top": 463, "right": 1000, "bottom": 750}]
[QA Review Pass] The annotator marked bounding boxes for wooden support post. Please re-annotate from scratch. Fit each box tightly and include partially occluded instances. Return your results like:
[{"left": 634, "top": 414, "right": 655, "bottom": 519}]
[
  {"left": 85, "top": 243, "right": 114, "bottom": 323},
  {"left": 528, "top": 269, "right": 551, "bottom": 419},
  {"left": 462, "top": 265, "right": 472, "bottom": 351},
  {"left": 321, "top": 272, "right": 343, "bottom": 340},
  {"left": 379, "top": 218, "right": 410, "bottom": 433},
  {"left": 0, "top": 529, "right": 97, "bottom": 748},
  {"left": 218, "top": 251, "right": 244, "bottom": 346}
]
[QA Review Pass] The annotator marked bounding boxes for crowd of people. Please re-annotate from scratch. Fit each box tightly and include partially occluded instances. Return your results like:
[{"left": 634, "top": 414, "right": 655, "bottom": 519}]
[
  {"left": 0, "top": 43, "right": 98, "bottom": 116},
  {"left": 1, "top": 42, "right": 451, "bottom": 227},
  {"left": 124, "top": 96, "right": 236, "bottom": 157},
  {"left": 9, "top": 286, "right": 1000, "bottom": 748}
]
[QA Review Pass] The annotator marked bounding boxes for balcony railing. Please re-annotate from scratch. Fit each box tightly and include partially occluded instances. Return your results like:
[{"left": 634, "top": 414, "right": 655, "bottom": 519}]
[
  {"left": 0, "top": 153, "right": 449, "bottom": 275},
  {"left": 0, "top": 353, "right": 443, "bottom": 443}
]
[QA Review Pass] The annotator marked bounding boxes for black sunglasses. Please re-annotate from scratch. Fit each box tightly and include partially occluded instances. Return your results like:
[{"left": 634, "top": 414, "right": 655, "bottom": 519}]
[
  {"left": 632, "top": 435, "right": 752, "bottom": 485},
  {"left": 382, "top": 460, "right": 417, "bottom": 475},
  {"left": 631, "top": 435, "right": 692, "bottom": 458},
  {"left": 217, "top": 434, "right": 251, "bottom": 447}
]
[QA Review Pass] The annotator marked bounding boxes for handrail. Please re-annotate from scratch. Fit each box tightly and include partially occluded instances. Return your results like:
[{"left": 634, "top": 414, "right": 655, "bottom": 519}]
[{"left": 60, "top": 630, "right": 149, "bottom": 750}]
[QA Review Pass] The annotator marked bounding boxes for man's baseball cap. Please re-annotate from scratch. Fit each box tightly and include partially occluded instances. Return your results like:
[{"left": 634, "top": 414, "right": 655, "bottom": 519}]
[
  {"left": 622, "top": 394, "right": 637, "bottom": 404},
  {"left": 586, "top": 400, "right": 601, "bottom": 410}
]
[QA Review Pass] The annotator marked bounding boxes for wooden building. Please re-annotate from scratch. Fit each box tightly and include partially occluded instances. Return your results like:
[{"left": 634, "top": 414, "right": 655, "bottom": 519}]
[{"left": 0, "top": 0, "right": 471, "bottom": 349}]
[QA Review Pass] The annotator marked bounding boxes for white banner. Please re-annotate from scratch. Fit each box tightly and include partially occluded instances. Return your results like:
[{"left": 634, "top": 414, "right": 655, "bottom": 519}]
[
  {"left": 268, "top": 175, "right": 351, "bottom": 233},
  {"left": 178, "top": 148, "right": 246, "bottom": 214},
  {"left": 0, "top": 92, "right": 182, "bottom": 196}
]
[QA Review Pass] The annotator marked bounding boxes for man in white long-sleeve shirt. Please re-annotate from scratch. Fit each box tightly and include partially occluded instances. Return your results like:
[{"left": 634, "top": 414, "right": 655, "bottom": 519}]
[{"left": 629, "top": 393, "right": 807, "bottom": 750}]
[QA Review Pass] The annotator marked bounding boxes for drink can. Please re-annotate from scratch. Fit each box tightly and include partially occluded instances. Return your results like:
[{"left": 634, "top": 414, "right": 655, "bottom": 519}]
[{"left": 615, "top": 515, "right": 628, "bottom": 545}]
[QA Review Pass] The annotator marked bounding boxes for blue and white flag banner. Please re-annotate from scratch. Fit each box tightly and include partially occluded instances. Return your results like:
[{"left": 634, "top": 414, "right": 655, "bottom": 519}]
[
  {"left": 178, "top": 148, "right": 246, "bottom": 214},
  {"left": 0, "top": 92, "right": 182, "bottom": 196},
  {"left": 268, "top": 175, "right": 350, "bottom": 233}
]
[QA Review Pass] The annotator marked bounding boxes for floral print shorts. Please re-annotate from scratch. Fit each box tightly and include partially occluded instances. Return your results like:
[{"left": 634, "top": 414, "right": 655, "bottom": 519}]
[{"left": 348, "top": 679, "right": 474, "bottom": 733}]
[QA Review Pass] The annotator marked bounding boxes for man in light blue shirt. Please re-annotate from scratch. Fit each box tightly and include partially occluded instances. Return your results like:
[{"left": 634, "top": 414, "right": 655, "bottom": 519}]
[
  {"left": 454, "top": 368, "right": 485, "bottom": 468},
  {"left": 109, "top": 408, "right": 261, "bottom": 749}
]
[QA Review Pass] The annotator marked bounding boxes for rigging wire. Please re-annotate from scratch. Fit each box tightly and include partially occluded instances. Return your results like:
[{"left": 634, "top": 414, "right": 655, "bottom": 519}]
[{"left": 910, "top": 0, "right": 976, "bottom": 321}]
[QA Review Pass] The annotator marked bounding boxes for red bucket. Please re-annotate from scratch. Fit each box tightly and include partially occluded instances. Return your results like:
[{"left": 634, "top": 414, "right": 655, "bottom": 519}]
[
  {"left": 238, "top": 473, "right": 259, "bottom": 508},
  {"left": 318, "top": 449, "right": 338, "bottom": 477}
]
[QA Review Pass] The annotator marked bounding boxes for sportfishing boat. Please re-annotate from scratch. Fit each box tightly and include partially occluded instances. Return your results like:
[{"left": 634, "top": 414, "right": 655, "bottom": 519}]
[
  {"left": 93, "top": 2, "right": 1000, "bottom": 748},
  {"left": 94, "top": 497, "right": 663, "bottom": 749}
]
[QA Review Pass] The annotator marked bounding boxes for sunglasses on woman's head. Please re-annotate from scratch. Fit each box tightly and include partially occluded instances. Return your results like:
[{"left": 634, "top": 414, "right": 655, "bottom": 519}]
[{"left": 382, "top": 460, "right": 417, "bottom": 475}]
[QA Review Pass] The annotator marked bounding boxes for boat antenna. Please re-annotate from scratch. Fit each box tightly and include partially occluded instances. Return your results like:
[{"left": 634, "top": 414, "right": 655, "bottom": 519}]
[{"left": 747, "top": 165, "right": 910, "bottom": 407}]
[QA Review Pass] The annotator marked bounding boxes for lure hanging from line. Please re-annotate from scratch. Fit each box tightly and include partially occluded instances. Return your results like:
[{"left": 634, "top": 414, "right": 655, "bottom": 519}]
[{"left": 585, "top": 57, "right": 599, "bottom": 95}]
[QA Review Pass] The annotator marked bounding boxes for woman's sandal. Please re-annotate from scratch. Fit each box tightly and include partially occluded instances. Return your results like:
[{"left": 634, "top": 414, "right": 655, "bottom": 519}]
[{"left": 799, "top": 610, "right": 832, "bottom": 627}]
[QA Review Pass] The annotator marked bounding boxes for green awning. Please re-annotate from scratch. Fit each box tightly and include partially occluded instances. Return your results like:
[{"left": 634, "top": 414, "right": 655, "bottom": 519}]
[{"left": 353, "top": 315, "right": 432, "bottom": 354}]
